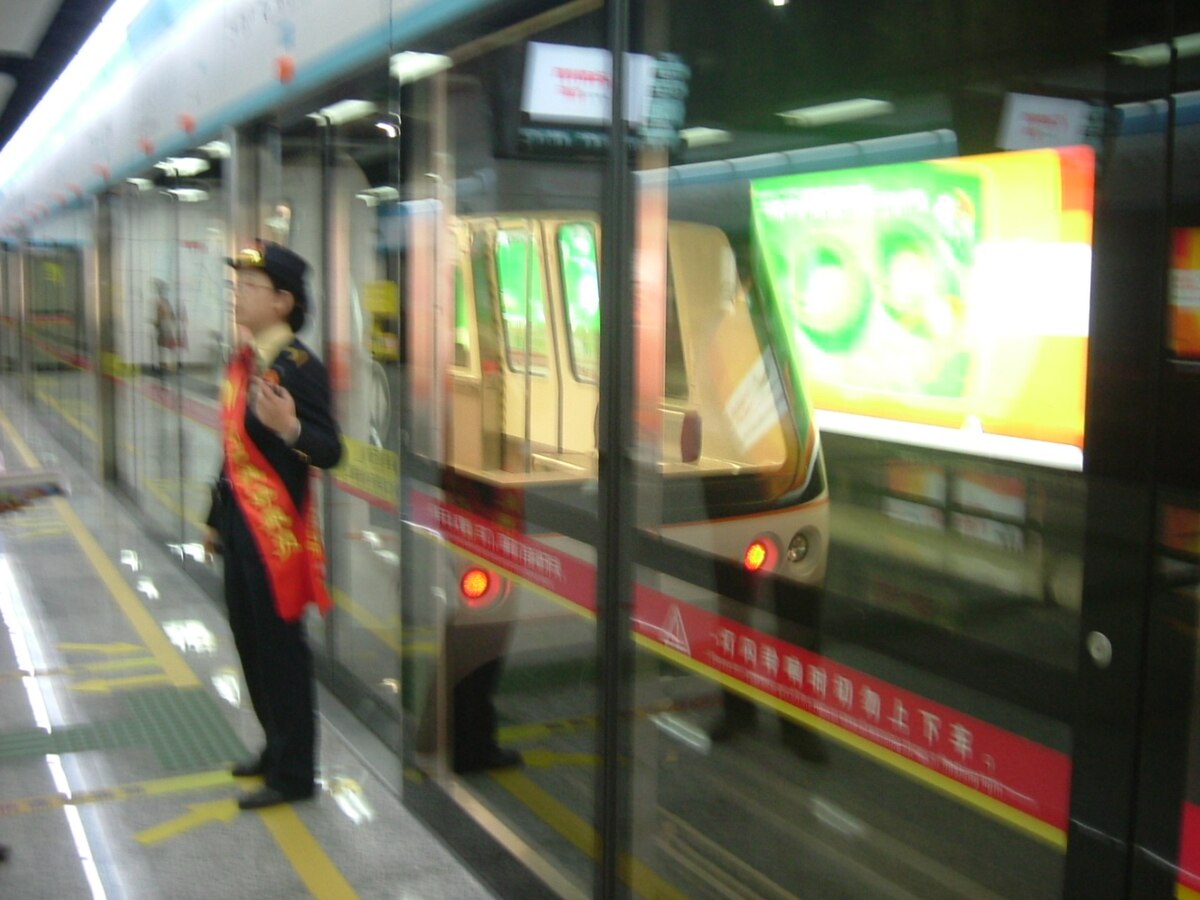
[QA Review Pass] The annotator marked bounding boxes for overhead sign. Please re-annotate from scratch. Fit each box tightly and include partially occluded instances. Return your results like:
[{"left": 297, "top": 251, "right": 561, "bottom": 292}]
[
  {"left": 997, "top": 93, "right": 1092, "bottom": 151},
  {"left": 521, "top": 42, "right": 656, "bottom": 127}
]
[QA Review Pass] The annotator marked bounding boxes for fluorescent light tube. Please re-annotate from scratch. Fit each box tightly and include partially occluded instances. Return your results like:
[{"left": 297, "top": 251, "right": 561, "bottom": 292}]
[
  {"left": 1112, "top": 32, "right": 1200, "bottom": 66},
  {"left": 680, "top": 127, "right": 733, "bottom": 147},
  {"left": 307, "top": 100, "right": 378, "bottom": 126},
  {"left": 390, "top": 52, "right": 452, "bottom": 85}
]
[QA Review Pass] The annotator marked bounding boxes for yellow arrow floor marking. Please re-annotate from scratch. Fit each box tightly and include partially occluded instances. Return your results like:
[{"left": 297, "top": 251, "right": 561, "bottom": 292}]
[
  {"left": 58, "top": 642, "right": 146, "bottom": 656},
  {"left": 78, "top": 656, "right": 160, "bottom": 674},
  {"left": 71, "top": 673, "right": 173, "bottom": 694},
  {"left": 134, "top": 798, "right": 240, "bottom": 845},
  {"left": 258, "top": 805, "right": 358, "bottom": 899},
  {"left": 0, "top": 413, "right": 197, "bottom": 689},
  {"left": 0, "top": 657, "right": 158, "bottom": 683},
  {"left": 0, "top": 409, "right": 356, "bottom": 893},
  {"left": 0, "top": 770, "right": 233, "bottom": 818}
]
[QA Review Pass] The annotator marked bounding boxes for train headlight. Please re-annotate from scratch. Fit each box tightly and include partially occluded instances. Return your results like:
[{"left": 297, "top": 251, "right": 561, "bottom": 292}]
[
  {"left": 460, "top": 567, "right": 493, "bottom": 608},
  {"left": 743, "top": 536, "right": 778, "bottom": 573},
  {"left": 786, "top": 531, "right": 809, "bottom": 564}
]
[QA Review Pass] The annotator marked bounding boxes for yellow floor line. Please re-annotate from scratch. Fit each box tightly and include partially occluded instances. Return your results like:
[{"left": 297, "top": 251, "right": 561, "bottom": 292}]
[
  {"left": 0, "top": 404, "right": 357, "bottom": 892},
  {"left": 492, "top": 769, "right": 687, "bottom": 900},
  {"left": 31, "top": 386, "right": 97, "bottom": 444},
  {"left": 258, "top": 806, "right": 359, "bottom": 899},
  {"left": 0, "top": 770, "right": 234, "bottom": 818}
]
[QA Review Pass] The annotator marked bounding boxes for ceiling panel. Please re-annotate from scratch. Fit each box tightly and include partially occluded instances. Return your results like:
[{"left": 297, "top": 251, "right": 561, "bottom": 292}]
[
  {"left": 0, "top": 0, "right": 62, "bottom": 55},
  {"left": 0, "top": 0, "right": 114, "bottom": 158}
]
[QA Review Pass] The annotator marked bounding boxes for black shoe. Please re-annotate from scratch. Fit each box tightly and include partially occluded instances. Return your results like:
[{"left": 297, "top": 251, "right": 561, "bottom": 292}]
[
  {"left": 231, "top": 757, "right": 265, "bottom": 778},
  {"left": 453, "top": 747, "right": 523, "bottom": 774},
  {"left": 0, "top": 843, "right": 9, "bottom": 862},
  {"left": 237, "top": 786, "right": 314, "bottom": 810}
]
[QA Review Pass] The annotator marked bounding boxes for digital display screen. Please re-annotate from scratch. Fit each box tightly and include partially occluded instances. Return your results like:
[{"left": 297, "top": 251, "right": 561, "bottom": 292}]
[{"left": 752, "top": 146, "right": 1095, "bottom": 469}]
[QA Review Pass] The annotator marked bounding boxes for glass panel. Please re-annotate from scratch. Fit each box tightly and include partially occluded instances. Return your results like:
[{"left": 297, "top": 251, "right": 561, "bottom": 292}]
[
  {"left": 301, "top": 67, "right": 406, "bottom": 727},
  {"left": 0, "top": 246, "right": 13, "bottom": 373},
  {"left": 110, "top": 147, "right": 226, "bottom": 545},
  {"left": 1146, "top": 7, "right": 1200, "bottom": 893},
  {"left": 172, "top": 149, "right": 228, "bottom": 554},
  {"left": 25, "top": 217, "right": 92, "bottom": 470},
  {"left": 398, "top": 5, "right": 607, "bottom": 895},
  {"left": 1160, "top": 496, "right": 1200, "bottom": 897},
  {"left": 619, "top": 0, "right": 1148, "bottom": 895}
]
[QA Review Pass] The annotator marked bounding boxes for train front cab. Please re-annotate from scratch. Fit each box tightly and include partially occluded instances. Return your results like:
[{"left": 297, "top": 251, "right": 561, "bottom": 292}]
[{"left": 409, "top": 208, "right": 830, "bottom": 782}]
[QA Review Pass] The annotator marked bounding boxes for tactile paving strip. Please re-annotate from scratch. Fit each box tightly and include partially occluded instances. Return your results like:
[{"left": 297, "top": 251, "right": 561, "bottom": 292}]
[
  {"left": 0, "top": 687, "right": 247, "bottom": 773},
  {"left": 125, "top": 687, "right": 249, "bottom": 773}
]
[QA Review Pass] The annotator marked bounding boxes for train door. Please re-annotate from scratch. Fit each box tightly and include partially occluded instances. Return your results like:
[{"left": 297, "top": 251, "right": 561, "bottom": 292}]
[{"left": 490, "top": 217, "right": 562, "bottom": 463}]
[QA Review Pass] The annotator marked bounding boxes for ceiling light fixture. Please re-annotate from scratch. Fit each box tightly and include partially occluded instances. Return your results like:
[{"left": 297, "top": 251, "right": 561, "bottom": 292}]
[
  {"left": 679, "top": 126, "right": 733, "bottom": 147},
  {"left": 0, "top": 0, "right": 153, "bottom": 189},
  {"left": 165, "top": 188, "right": 209, "bottom": 202},
  {"left": 154, "top": 156, "right": 209, "bottom": 178},
  {"left": 390, "top": 52, "right": 452, "bottom": 85},
  {"left": 198, "top": 140, "right": 231, "bottom": 159},
  {"left": 777, "top": 98, "right": 895, "bottom": 127}
]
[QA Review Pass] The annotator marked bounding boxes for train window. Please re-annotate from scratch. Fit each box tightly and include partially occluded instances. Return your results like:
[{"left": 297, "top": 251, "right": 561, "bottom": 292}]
[
  {"left": 495, "top": 227, "right": 550, "bottom": 375},
  {"left": 557, "top": 222, "right": 600, "bottom": 383},
  {"left": 453, "top": 266, "right": 471, "bottom": 369},
  {"left": 664, "top": 256, "right": 688, "bottom": 401}
]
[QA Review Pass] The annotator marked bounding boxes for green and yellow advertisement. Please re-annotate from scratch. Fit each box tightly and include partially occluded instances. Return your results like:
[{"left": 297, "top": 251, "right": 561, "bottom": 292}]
[{"left": 752, "top": 146, "right": 1095, "bottom": 461}]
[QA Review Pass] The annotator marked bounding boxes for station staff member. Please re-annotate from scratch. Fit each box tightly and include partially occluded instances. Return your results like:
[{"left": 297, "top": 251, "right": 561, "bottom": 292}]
[{"left": 204, "top": 241, "right": 342, "bottom": 810}]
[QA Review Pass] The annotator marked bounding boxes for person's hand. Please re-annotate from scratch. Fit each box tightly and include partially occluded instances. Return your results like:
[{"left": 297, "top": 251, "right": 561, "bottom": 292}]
[
  {"left": 252, "top": 376, "right": 300, "bottom": 442},
  {"left": 203, "top": 526, "right": 221, "bottom": 559}
]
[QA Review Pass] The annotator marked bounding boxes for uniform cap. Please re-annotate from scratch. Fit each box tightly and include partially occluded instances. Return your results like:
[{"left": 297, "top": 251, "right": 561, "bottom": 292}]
[{"left": 227, "top": 241, "right": 309, "bottom": 314}]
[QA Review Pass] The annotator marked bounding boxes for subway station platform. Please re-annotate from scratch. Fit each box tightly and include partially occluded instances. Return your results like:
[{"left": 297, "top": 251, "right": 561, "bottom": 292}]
[{"left": 0, "top": 376, "right": 495, "bottom": 900}]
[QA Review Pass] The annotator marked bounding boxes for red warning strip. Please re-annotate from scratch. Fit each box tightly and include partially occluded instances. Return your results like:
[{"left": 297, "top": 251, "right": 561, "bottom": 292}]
[
  {"left": 1180, "top": 803, "right": 1200, "bottom": 893},
  {"left": 412, "top": 490, "right": 1071, "bottom": 832}
]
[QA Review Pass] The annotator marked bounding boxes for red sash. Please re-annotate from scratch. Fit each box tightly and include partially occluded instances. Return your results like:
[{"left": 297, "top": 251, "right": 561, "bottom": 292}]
[{"left": 221, "top": 346, "right": 331, "bottom": 621}]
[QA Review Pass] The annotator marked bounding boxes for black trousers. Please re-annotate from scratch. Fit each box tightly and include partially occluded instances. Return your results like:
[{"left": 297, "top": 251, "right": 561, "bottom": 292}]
[{"left": 220, "top": 492, "right": 316, "bottom": 794}]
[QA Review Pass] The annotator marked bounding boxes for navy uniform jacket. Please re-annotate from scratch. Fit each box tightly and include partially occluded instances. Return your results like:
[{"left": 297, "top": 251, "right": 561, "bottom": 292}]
[{"left": 207, "top": 337, "right": 342, "bottom": 534}]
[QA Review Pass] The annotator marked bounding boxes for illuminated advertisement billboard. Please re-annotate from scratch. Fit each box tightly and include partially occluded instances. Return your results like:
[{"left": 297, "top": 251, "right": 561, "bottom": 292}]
[{"left": 752, "top": 147, "right": 1095, "bottom": 469}]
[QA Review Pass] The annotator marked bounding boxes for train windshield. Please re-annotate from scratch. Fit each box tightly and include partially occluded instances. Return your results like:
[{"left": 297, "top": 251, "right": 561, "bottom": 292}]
[{"left": 454, "top": 213, "right": 820, "bottom": 508}]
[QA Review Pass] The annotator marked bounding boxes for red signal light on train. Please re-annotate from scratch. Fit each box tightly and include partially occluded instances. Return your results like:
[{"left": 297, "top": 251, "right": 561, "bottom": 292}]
[
  {"left": 460, "top": 568, "right": 493, "bottom": 606},
  {"left": 743, "top": 537, "right": 777, "bottom": 573}
]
